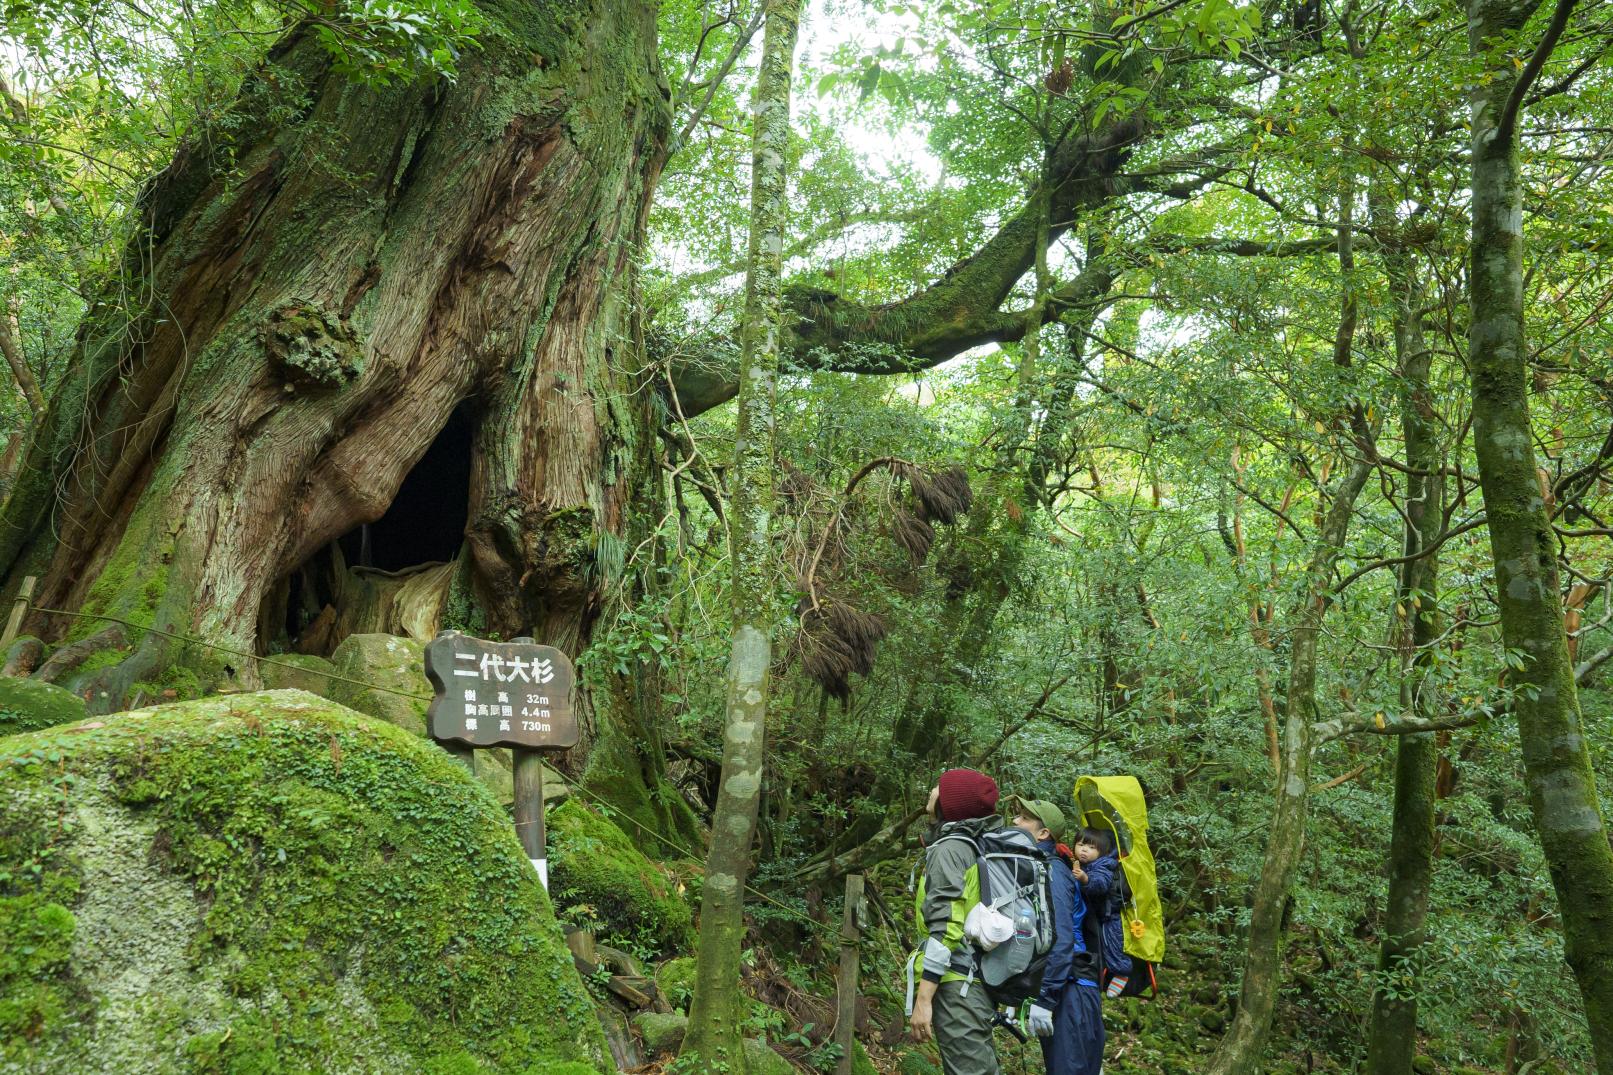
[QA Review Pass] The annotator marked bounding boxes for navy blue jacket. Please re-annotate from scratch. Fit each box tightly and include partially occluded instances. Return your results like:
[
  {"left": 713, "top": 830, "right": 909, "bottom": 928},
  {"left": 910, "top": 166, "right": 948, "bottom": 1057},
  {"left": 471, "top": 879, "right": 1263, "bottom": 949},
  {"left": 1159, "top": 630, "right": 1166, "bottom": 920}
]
[
  {"left": 1036, "top": 839, "right": 1095, "bottom": 1008},
  {"left": 1079, "top": 851, "right": 1133, "bottom": 976}
]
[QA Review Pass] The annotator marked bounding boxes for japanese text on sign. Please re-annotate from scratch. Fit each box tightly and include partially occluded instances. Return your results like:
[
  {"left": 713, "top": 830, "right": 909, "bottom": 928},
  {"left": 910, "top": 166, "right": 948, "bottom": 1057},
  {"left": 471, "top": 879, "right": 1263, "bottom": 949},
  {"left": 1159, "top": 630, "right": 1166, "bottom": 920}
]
[{"left": 423, "top": 632, "right": 578, "bottom": 750}]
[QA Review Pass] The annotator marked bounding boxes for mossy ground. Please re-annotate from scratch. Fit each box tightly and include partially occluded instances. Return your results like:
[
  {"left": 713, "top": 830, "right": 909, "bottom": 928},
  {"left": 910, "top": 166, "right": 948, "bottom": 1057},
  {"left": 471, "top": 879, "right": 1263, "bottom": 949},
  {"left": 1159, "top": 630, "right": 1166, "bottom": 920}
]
[
  {"left": 0, "top": 690, "right": 609, "bottom": 1074},
  {"left": 546, "top": 798, "right": 694, "bottom": 956}
]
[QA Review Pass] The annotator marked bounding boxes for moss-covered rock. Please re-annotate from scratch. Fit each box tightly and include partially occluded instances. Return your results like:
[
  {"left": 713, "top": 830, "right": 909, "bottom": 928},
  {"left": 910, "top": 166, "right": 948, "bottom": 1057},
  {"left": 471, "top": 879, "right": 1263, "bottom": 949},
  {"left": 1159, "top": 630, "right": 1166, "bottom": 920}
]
[
  {"left": 0, "top": 675, "right": 88, "bottom": 736},
  {"left": 633, "top": 1010, "right": 687, "bottom": 1055},
  {"left": 547, "top": 799, "right": 693, "bottom": 953},
  {"left": 328, "top": 633, "right": 430, "bottom": 734},
  {"left": 0, "top": 689, "right": 608, "bottom": 1074},
  {"left": 743, "top": 1037, "right": 796, "bottom": 1075},
  {"left": 258, "top": 652, "right": 337, "bottom": 696},
  {"left": 655, "top": 955, "right": 698, "bottom": 1012}
]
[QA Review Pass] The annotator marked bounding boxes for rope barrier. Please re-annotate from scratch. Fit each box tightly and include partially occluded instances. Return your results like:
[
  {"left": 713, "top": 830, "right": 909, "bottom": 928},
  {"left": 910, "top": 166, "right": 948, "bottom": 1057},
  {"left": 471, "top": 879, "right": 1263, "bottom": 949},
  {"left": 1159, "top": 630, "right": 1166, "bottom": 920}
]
[
  {"left": 15, "top": 602, "right": 846, "bottom": 937},
  {"left": 28, "top": 605, "right": 434, "bottom": 702}
]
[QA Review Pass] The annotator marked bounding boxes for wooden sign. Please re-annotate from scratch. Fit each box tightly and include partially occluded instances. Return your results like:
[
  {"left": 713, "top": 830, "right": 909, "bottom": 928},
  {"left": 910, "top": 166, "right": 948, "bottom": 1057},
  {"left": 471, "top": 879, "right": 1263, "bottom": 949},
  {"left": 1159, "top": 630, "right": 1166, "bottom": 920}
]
[{"left": 424, "top": 631, "right": 578, "bottom": 750}]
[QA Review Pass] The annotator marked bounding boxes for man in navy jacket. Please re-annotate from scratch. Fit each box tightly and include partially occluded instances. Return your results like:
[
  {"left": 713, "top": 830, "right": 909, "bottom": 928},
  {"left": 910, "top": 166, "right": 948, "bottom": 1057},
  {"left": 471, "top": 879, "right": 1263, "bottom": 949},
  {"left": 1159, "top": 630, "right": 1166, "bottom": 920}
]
[{"left": 1011, "top": 798, "right": 1105, "bottom": 1075}]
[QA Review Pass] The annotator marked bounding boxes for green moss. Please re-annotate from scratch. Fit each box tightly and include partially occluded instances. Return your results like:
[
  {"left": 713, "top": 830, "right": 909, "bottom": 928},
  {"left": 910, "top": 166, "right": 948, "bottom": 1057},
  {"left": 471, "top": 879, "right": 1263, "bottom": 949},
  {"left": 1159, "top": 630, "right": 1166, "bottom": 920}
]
[
  {"left": 547, "top": 800, "right": 693, "bottom": 954},
  {"left": 263, "top": 304, "right": 365, "bottom": 388},
  {"left": 75, "top": 497, "right": 174, "bottom": 635},
  {"left": 579, "top": 727, "right": 703, "bottom": 852},
  {"left": 73, "top": 649, "right": 126, "bottom": 676},
  {"left": 0, "top": 676, "right": 88, "bottom": 736},
  {"left": 895, "top": 1049, "right": 943, "bottom": 1075},
  {"left": 0, "top": 765, "right": 87, "bottom": 1066},
  {"left": 633, "top": 1011, "right": 687, "bottom": 1056},
  {"left": 129, "top": 664, "right": 206, "bottom": 705},
  {"left": 742, "top": 1037, "right": 796, "bottom": 1075},
  {"left": 258, "top": 653, "right": 337, "bottom": 696},
  {"left": 442, "top": 557, "right": 488, "bottom": 636},
  {"left": 327, "top": 633, "right": 430, "bottom": 734},
  {"left": 0, "top": 690, "right": 609, "bottom": 1073},
  {"left": 655, "top": 956, "right": 697, "bottom": 1012}
]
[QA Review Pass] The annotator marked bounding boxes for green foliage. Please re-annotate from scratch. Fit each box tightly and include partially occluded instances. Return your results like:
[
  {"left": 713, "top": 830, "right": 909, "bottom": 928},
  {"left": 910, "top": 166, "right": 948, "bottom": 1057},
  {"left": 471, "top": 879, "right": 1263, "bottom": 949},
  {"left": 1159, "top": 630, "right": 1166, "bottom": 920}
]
[{"left": 6, "top": 0, "right": 1613, "bottom": 1068}]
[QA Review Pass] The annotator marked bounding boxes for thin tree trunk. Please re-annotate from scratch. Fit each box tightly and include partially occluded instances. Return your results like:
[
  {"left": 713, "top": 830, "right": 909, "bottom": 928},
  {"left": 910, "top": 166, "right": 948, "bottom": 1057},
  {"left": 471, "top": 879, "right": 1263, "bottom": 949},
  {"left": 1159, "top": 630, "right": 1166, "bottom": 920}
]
[
  {"left": 679, "top": 0, "right": 801, "bottom": 1066},
  {"left": 0, "top": 290, "right": 43, "bottom": 413},
  {"left": 1208, "top": 135, "right": 1374, "bottom": 1072},
  {"left": 1467, "top": 1, "right": 1613, "bottom": 1066},
  {"left": 1205, "top": 457, "right": 1370, "bottom": 1075},
  {"left": 1366, "top": 194, "right": 1442, "bottom": 1075}
]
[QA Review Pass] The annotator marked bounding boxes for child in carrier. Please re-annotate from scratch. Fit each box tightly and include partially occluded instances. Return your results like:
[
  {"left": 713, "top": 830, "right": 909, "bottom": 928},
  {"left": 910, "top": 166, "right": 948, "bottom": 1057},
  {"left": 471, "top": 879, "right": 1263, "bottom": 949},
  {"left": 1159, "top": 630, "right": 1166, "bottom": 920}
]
[{"left": 1073, "top": 827, "right": 1133, "bottom": 997}]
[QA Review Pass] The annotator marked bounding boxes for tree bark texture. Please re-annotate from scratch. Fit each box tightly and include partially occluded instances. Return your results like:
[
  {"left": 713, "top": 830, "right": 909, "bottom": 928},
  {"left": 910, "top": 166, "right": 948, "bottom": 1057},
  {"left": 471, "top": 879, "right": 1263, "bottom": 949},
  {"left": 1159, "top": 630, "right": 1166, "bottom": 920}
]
[
  {"left": 1366, "top": 206, "right": 1442, "bottom": 1075},
  {"left": 1467, "top": 2, "right": 1613, "bottom": 1066},
  {"left": 679, "top": 0, "right": 801, "bottom": 1067},
  {"left": 0, "top": 1, "right": 669, "bottom": 709}
]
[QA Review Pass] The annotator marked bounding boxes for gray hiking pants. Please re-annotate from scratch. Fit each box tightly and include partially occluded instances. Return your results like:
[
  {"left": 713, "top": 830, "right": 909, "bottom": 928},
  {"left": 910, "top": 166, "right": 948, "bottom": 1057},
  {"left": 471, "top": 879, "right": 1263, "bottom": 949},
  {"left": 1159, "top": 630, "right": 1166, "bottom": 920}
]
[{"left": 933, "top": 979, "right": 1001, "bottom": 1075}]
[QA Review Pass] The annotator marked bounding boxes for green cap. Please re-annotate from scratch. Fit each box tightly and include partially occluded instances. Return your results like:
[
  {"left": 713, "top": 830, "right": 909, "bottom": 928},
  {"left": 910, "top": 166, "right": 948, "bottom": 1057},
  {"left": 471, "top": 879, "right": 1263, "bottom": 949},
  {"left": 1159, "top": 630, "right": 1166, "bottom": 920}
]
[{"left": 1015, "top": 797, "right": 1067, "bottom": 841}]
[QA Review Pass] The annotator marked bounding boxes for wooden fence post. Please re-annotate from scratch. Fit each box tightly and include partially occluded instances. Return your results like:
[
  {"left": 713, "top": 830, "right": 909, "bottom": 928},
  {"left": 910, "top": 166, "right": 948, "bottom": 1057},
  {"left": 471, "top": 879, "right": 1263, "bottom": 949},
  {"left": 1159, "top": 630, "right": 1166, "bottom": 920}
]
[
  {"left": 1, "top": 576, "right": 36, "bottom": 651},
  {"left": 834, "top": 872, "right": 865, "bottom": 1075}
]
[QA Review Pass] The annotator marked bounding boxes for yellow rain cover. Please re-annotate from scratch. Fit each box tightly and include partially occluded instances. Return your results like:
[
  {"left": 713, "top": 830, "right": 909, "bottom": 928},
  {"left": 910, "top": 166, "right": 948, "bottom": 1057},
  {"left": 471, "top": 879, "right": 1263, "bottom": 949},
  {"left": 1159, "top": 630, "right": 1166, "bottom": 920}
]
[{"left": 1074, "top": 775, "right": 1165, "bottom": 964}]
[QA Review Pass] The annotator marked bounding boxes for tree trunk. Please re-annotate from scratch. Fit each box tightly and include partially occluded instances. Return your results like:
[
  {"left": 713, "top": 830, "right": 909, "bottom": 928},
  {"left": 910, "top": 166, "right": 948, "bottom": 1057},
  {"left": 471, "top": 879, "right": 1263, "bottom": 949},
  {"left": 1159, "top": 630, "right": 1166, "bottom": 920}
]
[
  {"left": 1367, "top": 201, "right": 1442, "bottom": 1075},
  {"left": 1467, "top": 2, "right": 1613, "bottom": 1066},
  {"left": 679, "top": 0, "right": 801, "bottom": 1067},
  {"left": 1210, "top": 150, "right": 1375, "bottom": 1071},
  {"left": 1205, "top": 457, "right": 1370, "bottom": 1075},
  {"left": 0, "top": 0, "right": 691, "bottom": 821}
]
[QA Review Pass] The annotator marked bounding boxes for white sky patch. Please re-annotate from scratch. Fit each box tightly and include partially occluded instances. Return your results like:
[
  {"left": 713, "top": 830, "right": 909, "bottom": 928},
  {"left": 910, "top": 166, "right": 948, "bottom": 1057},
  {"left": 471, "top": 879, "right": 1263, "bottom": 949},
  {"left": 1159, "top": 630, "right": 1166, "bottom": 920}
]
[{"left": 800, "top": 0, "right": 942, "bottom": 183}]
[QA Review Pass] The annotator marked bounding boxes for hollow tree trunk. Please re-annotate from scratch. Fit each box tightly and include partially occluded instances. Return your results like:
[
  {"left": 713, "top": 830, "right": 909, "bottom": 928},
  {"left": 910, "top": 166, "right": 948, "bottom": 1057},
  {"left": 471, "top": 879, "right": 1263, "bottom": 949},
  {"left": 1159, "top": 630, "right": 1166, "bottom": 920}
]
[
  {"left": 680, "top": 0, "right": 801, "bottom": 1066},
  {"left": 0, "top": 0, "right": 673, "bottom": 764},
  {"left": 1366, "top": 204, "right": 1442, "bottom": 1075},
  {"left": 1468, "top": 2, "right": 1613, "bottom": 1066}
]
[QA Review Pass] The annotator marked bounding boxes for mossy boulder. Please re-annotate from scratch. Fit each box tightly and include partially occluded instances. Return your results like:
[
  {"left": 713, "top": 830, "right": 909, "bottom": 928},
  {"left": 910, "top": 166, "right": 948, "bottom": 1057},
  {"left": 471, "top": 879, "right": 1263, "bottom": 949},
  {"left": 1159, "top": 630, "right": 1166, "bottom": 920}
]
[
  {"left": 547, "top": 799, "right": 693, "bottom": 952},
  {"left": 321, "top": 633, "right": 522, "bottom": 807},
  {"left": 743, "top": 1037, "right": 796, "bottom": 1075},
  {"left": 0, "top": 674, "right": 88, "bottom": 736},
  {"left": 328, "top": 633, "right": 430, "bottom": 734},
  {"left": 655, "top": 955, "right": 698, "bottom": 1011},
  {"left": 632, "top": 1011, "right": 687, "bottom": 1056},
  {"left": 258, "top": 652, "right": 337, "bottom": 696},
  {"left": 0, "top": 689, "right": 608, "bottom": 1074}
]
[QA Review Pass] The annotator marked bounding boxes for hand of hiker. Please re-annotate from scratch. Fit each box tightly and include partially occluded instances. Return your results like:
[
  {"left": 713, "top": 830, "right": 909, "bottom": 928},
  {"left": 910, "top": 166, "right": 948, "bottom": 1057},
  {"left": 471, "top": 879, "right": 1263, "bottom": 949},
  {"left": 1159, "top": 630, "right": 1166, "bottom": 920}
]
[
  {"left": 909, "top": 996, "right": 934, "bottom": 1043},
  {"left": 1026, "top": 1004, "right": 1056, "bottom": 1038}
]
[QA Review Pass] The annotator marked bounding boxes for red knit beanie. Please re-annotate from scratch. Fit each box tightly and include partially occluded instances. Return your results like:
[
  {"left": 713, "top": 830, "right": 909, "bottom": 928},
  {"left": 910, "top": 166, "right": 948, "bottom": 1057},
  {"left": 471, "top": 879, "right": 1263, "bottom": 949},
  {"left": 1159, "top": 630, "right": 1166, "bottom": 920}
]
[{"left": 937, "top": 768, "right": 999, "bottom": 821}]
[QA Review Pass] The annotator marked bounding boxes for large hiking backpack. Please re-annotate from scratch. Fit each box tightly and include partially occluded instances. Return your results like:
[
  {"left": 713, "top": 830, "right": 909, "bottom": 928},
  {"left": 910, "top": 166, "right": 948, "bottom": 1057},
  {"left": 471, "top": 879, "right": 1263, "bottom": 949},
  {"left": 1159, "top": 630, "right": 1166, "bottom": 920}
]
[{"left": 937, "top": 826, "right": 1057, "bottom": 1007}]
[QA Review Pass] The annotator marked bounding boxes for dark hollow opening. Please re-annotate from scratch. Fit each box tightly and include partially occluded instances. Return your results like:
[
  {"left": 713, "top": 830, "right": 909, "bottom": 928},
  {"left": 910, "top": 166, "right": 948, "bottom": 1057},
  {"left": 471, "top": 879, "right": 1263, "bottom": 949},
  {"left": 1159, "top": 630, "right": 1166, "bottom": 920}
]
[
  {"left": 338, "top": 403, "right": 475, "bottom": 572},
  {"left": 274, "top": 404, "right": 475, "bottom": 650}
]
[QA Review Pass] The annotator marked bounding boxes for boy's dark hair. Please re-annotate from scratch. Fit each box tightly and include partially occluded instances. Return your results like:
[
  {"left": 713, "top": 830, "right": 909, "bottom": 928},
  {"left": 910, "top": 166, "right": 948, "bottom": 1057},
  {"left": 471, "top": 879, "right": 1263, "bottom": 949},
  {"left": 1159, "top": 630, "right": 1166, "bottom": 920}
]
[{"left": 1078, "top": 827, "right": 1115, "bottom": 856}]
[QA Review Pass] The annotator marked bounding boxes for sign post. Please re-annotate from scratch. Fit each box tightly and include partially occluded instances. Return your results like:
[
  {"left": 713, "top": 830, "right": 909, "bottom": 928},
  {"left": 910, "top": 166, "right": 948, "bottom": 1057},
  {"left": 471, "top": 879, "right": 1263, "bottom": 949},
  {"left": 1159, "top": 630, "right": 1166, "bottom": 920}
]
[
  {"left": 424, "top": 631, "right": 578, "bottom": 889},
  {"left": 513, "top": 750, "right": 548, "bottom": 888}
]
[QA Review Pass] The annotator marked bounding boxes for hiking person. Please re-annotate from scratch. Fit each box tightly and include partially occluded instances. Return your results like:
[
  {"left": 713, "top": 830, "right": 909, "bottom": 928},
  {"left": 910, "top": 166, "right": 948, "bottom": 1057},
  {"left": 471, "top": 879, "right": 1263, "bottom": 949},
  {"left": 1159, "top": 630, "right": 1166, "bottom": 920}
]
[
  {"left": 1013, "top": 800, "right": 1105, "bottom": 1075},
  {"left": 1074, "top": 827, "right": 1133, "bottom": 995},
  {"left": 908, "top": 768, "right": 1007, "bottom": 1075}
]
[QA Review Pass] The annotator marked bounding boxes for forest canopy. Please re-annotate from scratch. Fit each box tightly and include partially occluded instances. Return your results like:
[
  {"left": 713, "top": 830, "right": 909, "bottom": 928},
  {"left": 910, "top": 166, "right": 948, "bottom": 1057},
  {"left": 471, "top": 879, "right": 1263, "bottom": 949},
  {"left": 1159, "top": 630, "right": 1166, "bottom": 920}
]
[{"left": 3, "top": 0, "right": 1613, "bottom": 1072}]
